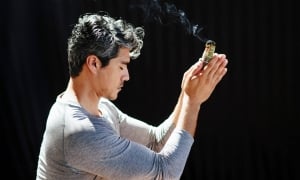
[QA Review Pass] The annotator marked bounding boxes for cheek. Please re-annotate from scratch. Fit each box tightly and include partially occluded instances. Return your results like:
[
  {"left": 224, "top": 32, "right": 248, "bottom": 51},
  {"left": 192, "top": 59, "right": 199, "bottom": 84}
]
[{"left": 111, "top": 71, "right": 123, "bottom": 82}]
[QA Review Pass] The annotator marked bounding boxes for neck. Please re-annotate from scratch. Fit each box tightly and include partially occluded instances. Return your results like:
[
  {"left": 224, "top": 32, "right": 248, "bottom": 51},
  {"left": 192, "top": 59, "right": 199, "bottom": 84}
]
[{"left": 64, "top": 77, "right": 101, "bottom": 116}]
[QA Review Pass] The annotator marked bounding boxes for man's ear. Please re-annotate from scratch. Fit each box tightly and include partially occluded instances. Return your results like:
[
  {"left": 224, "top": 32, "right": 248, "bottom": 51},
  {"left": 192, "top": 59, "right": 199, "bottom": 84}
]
[{"left": 86, "top": 55, "right": 101, "bottom": 73}]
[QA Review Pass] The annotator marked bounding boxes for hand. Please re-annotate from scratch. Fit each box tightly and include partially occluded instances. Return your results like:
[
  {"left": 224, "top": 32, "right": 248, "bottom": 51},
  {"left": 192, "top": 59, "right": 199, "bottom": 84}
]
[{"left": 181, "top": 53, "right": 228, "bottom": 105}]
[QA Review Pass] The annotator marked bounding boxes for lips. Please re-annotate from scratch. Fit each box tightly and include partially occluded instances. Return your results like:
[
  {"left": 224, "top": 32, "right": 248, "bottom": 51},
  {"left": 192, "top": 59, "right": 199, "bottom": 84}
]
[{"left": 118, "top": 84, "right": 124, "bottom": 91}]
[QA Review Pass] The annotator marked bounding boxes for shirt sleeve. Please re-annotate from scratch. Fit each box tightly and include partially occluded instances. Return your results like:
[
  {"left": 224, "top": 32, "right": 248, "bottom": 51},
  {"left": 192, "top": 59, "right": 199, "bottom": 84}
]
[
  {"left": 64, "top": 113, "right": 194, "bottom": 180},
  {"left": 119, "top": 113, "right": 176, "bottom": 152},
  {"left": 100, "top": 98, "right": 176, "bottom": 152}
]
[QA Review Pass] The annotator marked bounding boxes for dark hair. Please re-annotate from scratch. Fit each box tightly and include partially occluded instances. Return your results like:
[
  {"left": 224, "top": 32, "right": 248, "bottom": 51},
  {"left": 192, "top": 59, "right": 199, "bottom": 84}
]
[{"left": 67, "top": 12, "right": 145, "bottom": 77}]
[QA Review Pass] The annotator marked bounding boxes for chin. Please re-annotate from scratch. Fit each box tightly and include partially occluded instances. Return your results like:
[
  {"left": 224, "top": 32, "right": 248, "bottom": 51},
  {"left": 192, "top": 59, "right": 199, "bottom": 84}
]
[
  {"left": 107, "top": 94, "right": 118, "bottom": 101},
  {"left": 110, "top": 97, "right": 118, "bottom": 101}
]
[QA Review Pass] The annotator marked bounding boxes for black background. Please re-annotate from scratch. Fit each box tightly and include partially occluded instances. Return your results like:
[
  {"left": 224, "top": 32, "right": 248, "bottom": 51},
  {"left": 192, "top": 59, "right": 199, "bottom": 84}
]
[{"left": 1, "top": 0, "right": 299, "bottom": 179}]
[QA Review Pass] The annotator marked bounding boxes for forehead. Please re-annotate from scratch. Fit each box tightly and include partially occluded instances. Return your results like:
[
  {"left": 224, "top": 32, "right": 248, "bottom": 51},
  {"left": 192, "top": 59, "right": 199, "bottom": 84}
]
[{"left": 113, "top": 47, "right": 131, "bottom": 63}]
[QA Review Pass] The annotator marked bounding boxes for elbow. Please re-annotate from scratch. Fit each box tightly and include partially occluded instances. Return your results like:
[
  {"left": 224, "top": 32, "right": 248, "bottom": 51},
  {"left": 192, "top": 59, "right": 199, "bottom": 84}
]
[{"left": 155, "top": 156, "right": 185, "bottom": 180}]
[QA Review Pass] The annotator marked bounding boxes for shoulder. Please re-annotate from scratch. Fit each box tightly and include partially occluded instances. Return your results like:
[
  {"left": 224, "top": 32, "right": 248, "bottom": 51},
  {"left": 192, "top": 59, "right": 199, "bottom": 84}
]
[
  {"left": 99, "top": 98, "right": 127, "bottom": 122},
  {"left": 99, "top": 98, "right": 120, "bottom": 112}
]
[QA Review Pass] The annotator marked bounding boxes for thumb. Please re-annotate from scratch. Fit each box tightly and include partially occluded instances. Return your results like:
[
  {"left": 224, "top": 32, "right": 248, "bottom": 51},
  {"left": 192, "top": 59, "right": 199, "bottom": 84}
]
[
  {"left": 181, "top": 61, "right": 203, "bottom": 88},
  {"left": 191, "top": 61, "right": 204, "bottom": 76}
]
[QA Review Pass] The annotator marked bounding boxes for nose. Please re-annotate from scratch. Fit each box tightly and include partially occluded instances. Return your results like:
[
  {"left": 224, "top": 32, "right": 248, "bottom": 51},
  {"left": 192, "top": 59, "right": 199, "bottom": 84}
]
[{"left": 123, "top": 69, "right": 130, "bottom": 81}]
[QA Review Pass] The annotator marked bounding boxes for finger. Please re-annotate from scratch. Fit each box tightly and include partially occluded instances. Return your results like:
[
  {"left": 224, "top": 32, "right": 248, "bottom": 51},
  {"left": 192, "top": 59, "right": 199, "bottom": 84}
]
[
  {"left": 214, "top": 67, "right": 228, "bottom": 84},
  {"left": 207, "top": 54, "right": 226, "bottom": 79},
  {"left": 201, "top": 53, "right": 219, "bottom": 74},
  {"left": 192, "top": 61, "right": 204, "bottom": 76},
  {"left": 189, "top": 65, "right": 202, "bottom": 81},
  {"left": 181, "top": 61, "right": 202, "bottom": 87},
  {"left": 212, "top": 58, "right": 228, "bottom": 83},
  {"left": 186, "top": 61, "right": 203, "bottom": 78}
]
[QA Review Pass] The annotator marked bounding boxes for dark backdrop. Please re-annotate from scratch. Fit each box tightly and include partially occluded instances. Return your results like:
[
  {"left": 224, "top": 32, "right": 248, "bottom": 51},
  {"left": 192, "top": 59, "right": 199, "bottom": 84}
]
[{"left": 1, "top": 0, "right": 299, "bottom": 179}]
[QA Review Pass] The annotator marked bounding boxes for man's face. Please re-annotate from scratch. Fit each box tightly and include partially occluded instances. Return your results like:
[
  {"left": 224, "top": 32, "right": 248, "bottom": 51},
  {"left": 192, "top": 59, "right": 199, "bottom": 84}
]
[{"left": 96, "top": 47, "right": 131, "bottom": 100}]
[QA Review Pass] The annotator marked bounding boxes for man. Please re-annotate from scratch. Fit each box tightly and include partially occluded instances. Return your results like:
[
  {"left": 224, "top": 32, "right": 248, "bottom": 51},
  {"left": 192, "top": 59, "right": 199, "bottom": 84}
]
[{"left": 36, "top": 12, "right": 228, "bottom": 180}]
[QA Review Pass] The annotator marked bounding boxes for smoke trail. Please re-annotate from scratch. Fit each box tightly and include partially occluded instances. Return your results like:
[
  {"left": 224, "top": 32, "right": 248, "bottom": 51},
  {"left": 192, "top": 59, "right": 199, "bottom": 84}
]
[{"left": 129, "top": 0, "right": 207, "bottom": 42}]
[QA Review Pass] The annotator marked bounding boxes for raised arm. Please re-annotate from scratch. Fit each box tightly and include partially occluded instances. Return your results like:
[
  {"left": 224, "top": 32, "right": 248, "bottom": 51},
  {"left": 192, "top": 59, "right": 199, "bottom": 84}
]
[{"left": 169, "top": 53, "right": 228, "bottom": 136}]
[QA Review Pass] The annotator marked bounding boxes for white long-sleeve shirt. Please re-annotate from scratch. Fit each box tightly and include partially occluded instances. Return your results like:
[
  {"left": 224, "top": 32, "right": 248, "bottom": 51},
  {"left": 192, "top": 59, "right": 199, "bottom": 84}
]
[{"left": 36, "top": 94, "right": 194, "bottom": 180}]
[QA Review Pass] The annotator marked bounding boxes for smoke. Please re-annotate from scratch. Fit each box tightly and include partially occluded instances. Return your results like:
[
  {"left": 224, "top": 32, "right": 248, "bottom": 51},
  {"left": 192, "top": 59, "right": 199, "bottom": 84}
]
[{"left": 129, "top": 0, "right": 207, "bottom": 42}]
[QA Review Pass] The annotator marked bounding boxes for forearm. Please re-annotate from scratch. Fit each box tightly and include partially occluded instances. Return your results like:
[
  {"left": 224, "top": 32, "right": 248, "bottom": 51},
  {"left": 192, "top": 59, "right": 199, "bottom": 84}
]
[
  {"left": 175, "top": 94, "right": 200, "bottom": 136},
  {"left": 66, "top": 122, "right": 194, "bottom": 180},
  {"left": 169, "top": 92, "right": 200, "bottom": 137},
  {"left": 168, "top": 91, "right": 183, "bottom": 126}
]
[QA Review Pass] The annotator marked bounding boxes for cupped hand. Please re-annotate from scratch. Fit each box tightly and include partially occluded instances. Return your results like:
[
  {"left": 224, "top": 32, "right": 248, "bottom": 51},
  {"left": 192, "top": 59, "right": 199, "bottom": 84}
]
[{"left": 181, "top": 53, "right": 228, "bottom": 105}]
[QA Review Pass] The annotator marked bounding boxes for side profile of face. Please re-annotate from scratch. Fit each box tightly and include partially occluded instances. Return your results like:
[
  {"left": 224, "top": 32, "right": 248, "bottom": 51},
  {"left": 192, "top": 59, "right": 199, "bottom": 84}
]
[{"left": 95, "top": 47, "right": 131, "bottom": 100}]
